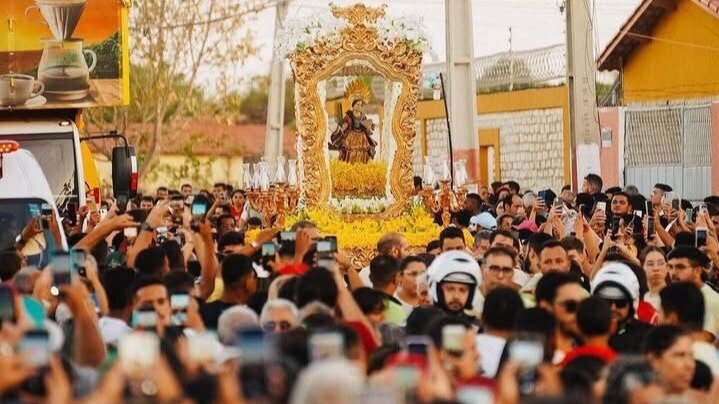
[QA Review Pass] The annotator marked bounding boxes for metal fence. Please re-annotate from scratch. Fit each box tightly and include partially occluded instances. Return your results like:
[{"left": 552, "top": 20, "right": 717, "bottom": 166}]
[
  {"left": 422, "top": 44, "right": 566, "bottom": 94},
  {"left": 624, "top": 104, "right": 713, "bottom": 201}
]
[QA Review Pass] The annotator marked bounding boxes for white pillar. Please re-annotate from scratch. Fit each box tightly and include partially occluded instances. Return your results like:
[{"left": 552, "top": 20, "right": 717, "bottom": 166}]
[
  {"left": 444, "top": 0, "right": 478, "bottom": 169},
  {"left": 565, "top": 0, "right": 601, "bottom": 189},
  {"left": 264, "top": 0, "right": 290, "bottom": 163}
]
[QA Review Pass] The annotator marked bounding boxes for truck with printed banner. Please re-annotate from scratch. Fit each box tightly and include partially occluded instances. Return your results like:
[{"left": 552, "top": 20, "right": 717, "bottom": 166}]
[{"left": 0, "top": 0, "right": 135, "bottom": 253}]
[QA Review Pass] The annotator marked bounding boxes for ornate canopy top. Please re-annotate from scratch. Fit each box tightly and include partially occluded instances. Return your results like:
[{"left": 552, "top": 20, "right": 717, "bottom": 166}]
[
  {"left": 330, "top": 3, "right": 387, "bottom": 26},
  {"left": 345, "top": 79, "right": 372, "bottom": 106}
]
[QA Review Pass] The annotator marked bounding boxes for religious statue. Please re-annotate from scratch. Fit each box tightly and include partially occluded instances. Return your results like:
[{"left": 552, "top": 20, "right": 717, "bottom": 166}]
[{"left": 329, "top": 80, "right": 377, "bottom": 163}]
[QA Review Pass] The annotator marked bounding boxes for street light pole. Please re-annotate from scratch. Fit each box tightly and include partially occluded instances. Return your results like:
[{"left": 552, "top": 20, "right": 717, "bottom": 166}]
[{"left": 264, "top": 0, "right": 290, "bottom": 165}]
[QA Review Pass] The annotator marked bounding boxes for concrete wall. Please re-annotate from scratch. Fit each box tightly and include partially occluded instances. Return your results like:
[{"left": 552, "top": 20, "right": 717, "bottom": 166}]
[
  {"left": 598, "top": 107, "right": 622, "bottom": 188},
  {"left": 477, "top": 109, "right": 565, "bottom": 191},
  {"left": 416, "top": 85, "right": 571, "bottom": 191},
  {"left": 622, "top": 0, "right": 719, "bottom": 103}
]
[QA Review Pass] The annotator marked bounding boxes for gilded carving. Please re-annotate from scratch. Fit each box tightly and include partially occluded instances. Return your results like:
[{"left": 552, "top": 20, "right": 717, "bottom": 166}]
[{"left": 288, "top": 3, "right": 422, "bottom": 220}]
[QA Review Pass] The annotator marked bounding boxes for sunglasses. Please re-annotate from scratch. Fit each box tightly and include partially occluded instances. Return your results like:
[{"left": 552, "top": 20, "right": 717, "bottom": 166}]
[
  {"left": 262, "top": 320, "right": 292, "bottom": 333},
  {"left": 602, "top": 298, "right": 630, "bottom": 309},
  {"left": 558, "top": 300, "right": 579, "bottom": 313}
]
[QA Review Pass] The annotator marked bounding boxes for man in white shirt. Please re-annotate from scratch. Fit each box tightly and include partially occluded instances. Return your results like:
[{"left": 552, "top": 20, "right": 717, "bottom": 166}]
[
  {"left": 98, "top": 269, "right": 135, "bottom": 345},
  {"left": 667, "top": 246, "right": 719, "bottom": 340},
  {"left": 476, "top": 287, "right": 524, "bottom": 377},
  {"left": 359, "top": 232, "right": 409, "bottom": 287},
  {"left": 660, "top": 282, "right": 719, "bottom": 375},
  {"left": 394, "top": 256, "right": 427, "bottom": 315}
]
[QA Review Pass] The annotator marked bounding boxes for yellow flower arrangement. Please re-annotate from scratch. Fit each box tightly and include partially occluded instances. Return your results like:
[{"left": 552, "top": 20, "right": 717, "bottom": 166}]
[
  {"left": 284, "top": 204, "right": 473, "bottom": 250},
  {"left": 245, "top": 205, "right": 474, "bottom": 266},
  {"left": 329, "top": 159, "right": 387, "bottom": 198}
]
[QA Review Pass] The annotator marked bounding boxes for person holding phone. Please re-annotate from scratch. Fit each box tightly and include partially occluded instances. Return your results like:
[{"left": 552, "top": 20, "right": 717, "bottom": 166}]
[{"left": 133, "top": 278, "right": 172, "bottom": 335}]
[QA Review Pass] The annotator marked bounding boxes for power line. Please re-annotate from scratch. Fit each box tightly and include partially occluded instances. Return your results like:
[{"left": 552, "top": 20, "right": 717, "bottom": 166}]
[
  {"left": 131, "top": 0, "right": 276, "bottom": 30},
  {"left": 626, "top": 32, "right": 719, "bottom": 52}
]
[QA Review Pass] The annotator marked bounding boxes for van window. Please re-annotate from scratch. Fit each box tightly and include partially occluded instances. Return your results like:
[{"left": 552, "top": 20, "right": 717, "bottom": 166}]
[
  {"left": 0, "top": 199, "right": 46, "bottom": 252},
  {"left": 13, "top": 134, "right": 78, "bottom": 211}
]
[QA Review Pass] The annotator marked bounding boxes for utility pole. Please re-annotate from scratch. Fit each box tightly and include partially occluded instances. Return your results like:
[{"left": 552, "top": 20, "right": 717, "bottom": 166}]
[
  {"left": 444, "top": 0, "right": 478, "bottom": 181},
  {"left": 564, "top": 0, "right": 601, "bottom": 189},
  {"left": 264, "top": 0, "right": 290, "bottom": 164}
]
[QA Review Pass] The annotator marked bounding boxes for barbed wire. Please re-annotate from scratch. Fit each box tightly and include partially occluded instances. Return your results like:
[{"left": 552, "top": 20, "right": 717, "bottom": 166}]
[{"left": 422, "top": 43, "right": 566, "bottom": 90}]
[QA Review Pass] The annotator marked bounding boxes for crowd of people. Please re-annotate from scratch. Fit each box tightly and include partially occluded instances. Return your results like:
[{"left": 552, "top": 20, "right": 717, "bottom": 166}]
[{"left": 2, "top": 175, "right": 719, "bottom": 403}]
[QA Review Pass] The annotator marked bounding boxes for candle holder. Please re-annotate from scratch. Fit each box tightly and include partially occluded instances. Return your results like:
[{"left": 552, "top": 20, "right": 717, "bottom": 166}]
[
  {"left": 246, "top": 157, "right": 299, "bottom": 228},
  {"left": 419, "top": 157, "right": 468, "bottom": 227}
]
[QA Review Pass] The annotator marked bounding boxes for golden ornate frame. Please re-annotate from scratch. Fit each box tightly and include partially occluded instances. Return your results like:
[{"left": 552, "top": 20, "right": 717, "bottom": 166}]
[{"left": 288, "top": 3, "right": 423, "bottom": 219}]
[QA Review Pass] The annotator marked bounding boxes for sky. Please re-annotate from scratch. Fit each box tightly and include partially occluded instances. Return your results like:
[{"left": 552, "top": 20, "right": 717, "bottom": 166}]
[{"left": 234, "top": 0, "right": 642, "bottom": 81}]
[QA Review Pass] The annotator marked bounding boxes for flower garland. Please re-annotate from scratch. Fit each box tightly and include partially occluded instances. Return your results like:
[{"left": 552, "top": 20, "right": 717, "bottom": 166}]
[
  {"left": 275, "top": 11, "right": 431, "bottom": 59},
  {"left": 245, "top": 204, "right": 473, "bottom": 251},
  {"left": 328, "top": 196, "right": 390, "bottom": 215}
]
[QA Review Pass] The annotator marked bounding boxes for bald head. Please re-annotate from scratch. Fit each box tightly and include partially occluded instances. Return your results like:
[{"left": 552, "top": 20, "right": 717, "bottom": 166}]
[{"left": 377, "top": 232, "right": 409, "bottom": 259}]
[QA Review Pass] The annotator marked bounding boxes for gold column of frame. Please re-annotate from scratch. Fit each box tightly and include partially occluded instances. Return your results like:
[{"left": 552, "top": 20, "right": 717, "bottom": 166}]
[{"left": 288, "top": 3, "right": 423, "bottom": 219}]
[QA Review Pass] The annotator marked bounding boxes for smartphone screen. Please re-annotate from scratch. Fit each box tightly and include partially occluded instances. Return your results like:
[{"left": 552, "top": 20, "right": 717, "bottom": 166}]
[
  {"left": 395, "top": 365, "right": 420, "bottom": 391},
  {"left": 191, "top": 202, "right": 207, "bottom": 216},
  {"left": 70, "top": 249, "right": 86, "bottom": 277},
  {"left": 686, "top": 208, "right": 694, "bottom": 224},
  {"left": 51, "top": 252, "right": 73, "bottom": 296},
  {"left": 237, "top": 328, "right": 266, "bottom": 363},
  {"left": 456, "top": 386, "right": 494, "bottom": 404},
  {"left": 19, "top": 330, "right": 50, "bottom": 368},
  {"left": 133, "top": 308, "right": 158, "bottom": 330},
  {"left": 509, "top": 339, "right": 544, "bottom": 395},
  {"left": 316, "top": 240, "right": 332, "bottom": 253},
  {"left": 67, "top": 202, "right": 78, "bottom": 226},
  {"left": 696, "top": 227, "right": 708, "bottom": 248},
  {"left": 261, "top": 242, "right": 277, "bottom": 257},
  {"left": 442, "top": 324, "right": 465, "bottom": 353},
  {"left": 171, "top": 292, "right": 189, "bottom": 325},
  {"left": 324, "top": 236, "right": 338, "bottom": 252},
  {"left": 405, "top": 335, "right": 432, "bottom": 357},
  {"left": 280, "top": 231, "right": 296, "bottom": 242},
  {"left": 119, "top": 332, "right": 160, "bottom": 376},
  {"left": 309, "top": 331, "right": 344, "bottom": 362},
  {"left": 537, "top": 190, "right": 547, "bottom": 203},
  {"left": 0, "top": 285, "right": 16, "bottom": 323},
  {"left": 647, "top": 218, "right": 656, "bottom": 240},
  {"left": 124, "top": 227, "right": 138, "bottom": 238},
  {"left": 596, "top": 201, "right": 607, "bottom": 213}
]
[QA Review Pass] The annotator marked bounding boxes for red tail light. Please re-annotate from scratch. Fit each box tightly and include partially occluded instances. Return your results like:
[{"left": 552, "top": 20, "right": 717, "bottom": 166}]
[{"left": 0, "top": 141, "right": 19, "bottom": 154}]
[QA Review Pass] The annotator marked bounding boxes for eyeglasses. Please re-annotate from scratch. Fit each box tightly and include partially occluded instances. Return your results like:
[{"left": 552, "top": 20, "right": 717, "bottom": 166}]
[
  {"left": 601, "top": 298, "right": 630, "bottom": 309},
  {"left": 487, "top": 265, "right": 514, "bottom": 276},
  {"left": 262, "top": 321, "right": 293, "bottom": 333},
  {"left": 557, "top": 300, "right": 579, "bottom": 313}
]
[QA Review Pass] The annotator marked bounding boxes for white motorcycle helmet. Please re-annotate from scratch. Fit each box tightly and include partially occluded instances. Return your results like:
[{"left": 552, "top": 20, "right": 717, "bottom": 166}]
[
  {"left": 591, "top": 262, "right": 640, "bottom": 309},
  {"left": 428, "top": 250, "right": 482, "bottom": 310}
]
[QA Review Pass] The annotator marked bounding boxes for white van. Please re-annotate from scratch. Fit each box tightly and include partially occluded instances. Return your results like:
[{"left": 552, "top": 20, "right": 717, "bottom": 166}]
[{"left": 0, "top": 144, "right": 68, "bottom": 258}]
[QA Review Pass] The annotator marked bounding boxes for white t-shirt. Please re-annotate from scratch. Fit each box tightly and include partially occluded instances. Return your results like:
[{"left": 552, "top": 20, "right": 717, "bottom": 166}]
[
  {"left": 475, "top": 333, "right": 507, "bottom": 378},
  {"left": 694, "top": 340, "right": 719, "bottom": 376},
  {"left": 394, "top": 292, "right": 415, "bottom": 315},
  {"left": 701, "top": 284, "right": 719, "bottom": 337}
]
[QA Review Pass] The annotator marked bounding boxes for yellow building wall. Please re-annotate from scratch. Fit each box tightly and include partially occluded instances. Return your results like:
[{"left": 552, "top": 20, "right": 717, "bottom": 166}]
[
  {"left": 414, "top": 85, "right": 571, "bottom": 184},
  {"left": 623, "top": 0, "right": 719, "bottom": 102},
  {"left": 93, "top": 154, "right": 245, "bottom": 195}
]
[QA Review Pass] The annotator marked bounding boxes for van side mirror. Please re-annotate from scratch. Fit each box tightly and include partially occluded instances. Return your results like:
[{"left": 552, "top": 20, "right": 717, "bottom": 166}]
[{"left": 112, "top": 146, "right": 138, "bottom": 200}]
